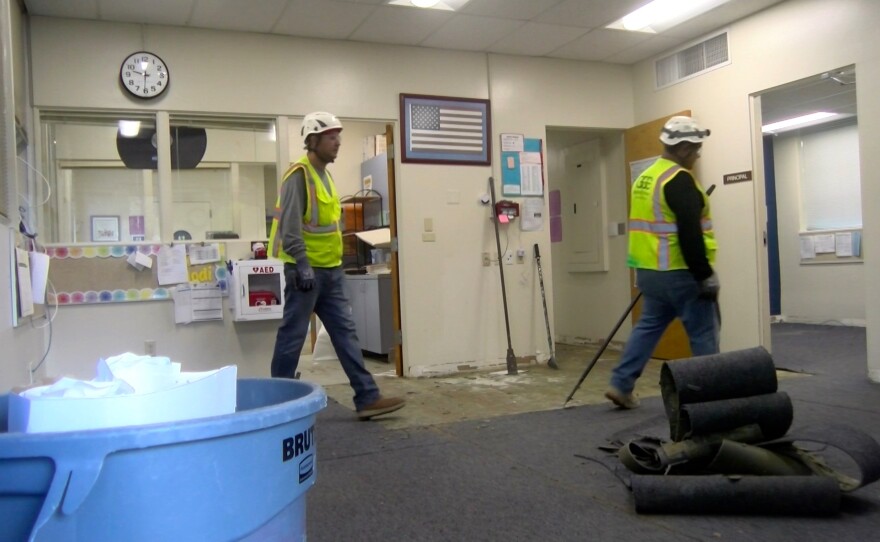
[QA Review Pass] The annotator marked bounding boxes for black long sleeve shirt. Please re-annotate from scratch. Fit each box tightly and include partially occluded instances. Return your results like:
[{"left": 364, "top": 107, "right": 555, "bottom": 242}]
[{"left": 663, "top": 171, "right": 713, "bottom": 281}]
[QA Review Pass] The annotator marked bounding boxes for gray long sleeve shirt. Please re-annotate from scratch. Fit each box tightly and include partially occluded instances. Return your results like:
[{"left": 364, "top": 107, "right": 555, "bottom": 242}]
[{"left": 276, "top": 164, "right": 333, "bottom": 265}]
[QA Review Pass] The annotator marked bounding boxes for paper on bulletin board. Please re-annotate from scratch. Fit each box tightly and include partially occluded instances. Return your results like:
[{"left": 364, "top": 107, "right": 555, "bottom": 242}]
[
  {"left": 158, "top": 244, "right": 189, "bottom": 285},
  {"left": 502, "top": 138, "right": 544, "bottom": 197}
]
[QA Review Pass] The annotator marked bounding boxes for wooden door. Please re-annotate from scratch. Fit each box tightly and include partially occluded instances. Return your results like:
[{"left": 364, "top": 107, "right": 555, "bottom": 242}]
[
  {"left": 385, "top": 124, "right": 404, "bottom": 376},
  {"left": 624, "top": 111, "right": 691, "bottom": 360}
]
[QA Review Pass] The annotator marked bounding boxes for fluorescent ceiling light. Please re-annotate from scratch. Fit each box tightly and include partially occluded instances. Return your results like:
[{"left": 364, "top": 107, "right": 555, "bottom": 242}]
[
  {"left": 762, "top": 112, "right": 837, "bottom": 134},
  {"left": 118, "top": 120, "right": 141, "bottom": 137},
  {"left": 606, "top": 0, "right": 731, "bottom": 33},
  {"left": 386, "top": 0, "right": 470, "bottom": 11}
]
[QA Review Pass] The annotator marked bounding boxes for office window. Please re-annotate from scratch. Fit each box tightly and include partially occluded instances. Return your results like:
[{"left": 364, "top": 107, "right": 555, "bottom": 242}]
[
  {"left": 38, "top": 113, "right": 159, "bottom": 243},
  {"left": 169, "top": 116, "right": 277, "bottom": 242},
  {"left": 799, "top": 122, "right": 861, "bottom": 231},
  {"left": 37, "top": 112, "right": 277, "bottom": 243}
]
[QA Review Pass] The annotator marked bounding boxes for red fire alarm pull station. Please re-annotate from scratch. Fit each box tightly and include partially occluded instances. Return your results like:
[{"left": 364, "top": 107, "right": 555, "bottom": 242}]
[{"left": 495, "top": 200, "right": 520, "bottom": 221}]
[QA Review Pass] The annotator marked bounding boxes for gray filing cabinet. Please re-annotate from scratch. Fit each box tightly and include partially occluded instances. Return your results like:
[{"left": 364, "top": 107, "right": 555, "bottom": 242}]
[{"left": 345, "top": 273, "right": 394, "bottom": 355}]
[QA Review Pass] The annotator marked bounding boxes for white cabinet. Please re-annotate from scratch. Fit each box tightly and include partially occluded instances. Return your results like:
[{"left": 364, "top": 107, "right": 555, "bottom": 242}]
[
  {"left": 229, "top": 259, "right": 285, "bottom": 321},
  {"left": 345, "top": 273, "right": 394, "bottom": 354}
]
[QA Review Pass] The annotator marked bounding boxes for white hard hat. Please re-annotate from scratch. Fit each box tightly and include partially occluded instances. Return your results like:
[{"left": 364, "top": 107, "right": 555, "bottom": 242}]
[
  {"left": 660, "top": 116, "right": 711, "bottom": 145},
  {"left": 301, "top": 112, "right": 343, "bottom": 146}
]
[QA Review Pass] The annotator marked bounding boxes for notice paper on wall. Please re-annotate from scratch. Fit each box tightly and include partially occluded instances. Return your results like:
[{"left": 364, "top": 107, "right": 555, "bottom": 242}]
[
  {"left": 188, "top": 243, "right": 221, "bottom": 264},
  {"left": 173, "top": 283, "right": 223, "bottom": 324},
  {"left": 158, "top": 244, "right": 189, "bottom": 285},
  {"left": 14, "top": 248, "right": 34, "bottom": 317}
]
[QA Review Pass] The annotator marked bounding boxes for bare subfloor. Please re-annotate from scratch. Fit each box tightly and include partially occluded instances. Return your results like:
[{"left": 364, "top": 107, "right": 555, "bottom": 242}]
[{"left": 297, "top": 342, "right": 804, "bottom": 430}]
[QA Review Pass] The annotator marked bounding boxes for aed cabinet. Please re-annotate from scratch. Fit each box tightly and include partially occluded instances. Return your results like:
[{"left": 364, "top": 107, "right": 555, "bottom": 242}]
[
  {"left": 229, "top": 259, "right": 285, "bottom": 321},
  {"left": 345, "top": 273, "right": 394, "bottom": 355}
]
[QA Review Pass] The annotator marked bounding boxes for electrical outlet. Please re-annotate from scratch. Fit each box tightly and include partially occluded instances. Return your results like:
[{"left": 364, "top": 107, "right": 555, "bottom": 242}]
[
  {"left": 144, "top": 340, "right": 156, "bottom": 356},
  {"left": 482, "top": 252, "right": 491, "bottom": 266},
  {"left": 504, "top": 253, "right": 514, "bottom": 265}
]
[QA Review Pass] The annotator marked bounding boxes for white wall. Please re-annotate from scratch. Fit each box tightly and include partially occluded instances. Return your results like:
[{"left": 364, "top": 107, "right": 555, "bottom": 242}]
[
  {"left": 630, "top": 0, "right": 880, "bottom": 381},
  {"left": 20, "top": 16, "right": 634, "bottom": 385},
  {"left": 772, "top": 131, "right": 865, "bottom": 325},
  {"left": 1, "top": 1, "right": 46, "bottom": 391}
]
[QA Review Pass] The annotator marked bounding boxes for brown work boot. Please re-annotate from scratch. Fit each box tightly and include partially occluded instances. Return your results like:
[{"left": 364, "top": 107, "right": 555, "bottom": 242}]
[
  {"left": 357, "top": 396, "right": 406, "bottom": 420},
  {"left": 605, "top": 387, "right": 640, "bottom": 410}
]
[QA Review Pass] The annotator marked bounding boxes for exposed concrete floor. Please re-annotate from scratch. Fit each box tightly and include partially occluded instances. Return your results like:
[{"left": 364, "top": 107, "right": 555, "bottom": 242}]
[{"left": 297, "top": 342, "right": 805, "bottom": 430}]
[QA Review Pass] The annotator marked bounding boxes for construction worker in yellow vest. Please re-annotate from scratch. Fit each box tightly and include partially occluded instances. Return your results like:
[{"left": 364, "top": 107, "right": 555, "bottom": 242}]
[
  {"left": 606, "top": 116, "right": 719, "bottom": 410},
  {"left": 269, "top": 111, "right": 405, "bottom": 420}
]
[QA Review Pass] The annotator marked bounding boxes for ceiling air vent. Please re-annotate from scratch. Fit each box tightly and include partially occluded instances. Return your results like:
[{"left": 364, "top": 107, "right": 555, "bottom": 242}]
[{"left": 655, "top": 31, "right": 730, "bottom": 89}]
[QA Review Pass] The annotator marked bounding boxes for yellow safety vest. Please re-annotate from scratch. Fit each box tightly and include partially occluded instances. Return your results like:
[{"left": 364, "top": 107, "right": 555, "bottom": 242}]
[
  {"left": 627, "top": 157, "right": 716, "bottom": 270},
  {"left": 268, "top": 156, "right": 343, "bottom": 268}
]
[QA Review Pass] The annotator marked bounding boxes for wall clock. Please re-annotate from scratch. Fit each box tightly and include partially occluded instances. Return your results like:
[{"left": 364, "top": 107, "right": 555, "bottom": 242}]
[{"left": 120, "top": 51, "right": 170, "bottom": 99}]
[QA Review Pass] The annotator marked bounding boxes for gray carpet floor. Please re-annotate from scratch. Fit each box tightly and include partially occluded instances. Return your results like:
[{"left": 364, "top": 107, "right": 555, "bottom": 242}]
[{"left": 307, "top": 324, "right": 880, "bottom": 541}]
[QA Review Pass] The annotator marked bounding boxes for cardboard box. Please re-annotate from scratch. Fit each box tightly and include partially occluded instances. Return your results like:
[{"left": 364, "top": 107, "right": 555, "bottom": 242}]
[{"left": 8, "top": 366, "right": 238, "bottom": 433}]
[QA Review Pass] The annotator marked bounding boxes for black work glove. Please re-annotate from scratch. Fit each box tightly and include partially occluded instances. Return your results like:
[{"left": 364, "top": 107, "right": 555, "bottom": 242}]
[
  {"left": 698, "top": 272, "right": 720, "bottom": 301},
  {"left": 294, "top": 260, "right": 315, "bottom": 291}
]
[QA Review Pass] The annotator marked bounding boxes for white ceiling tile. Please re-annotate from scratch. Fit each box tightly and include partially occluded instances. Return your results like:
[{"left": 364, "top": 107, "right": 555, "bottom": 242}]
[
  {"left": 488, "top": 22, "right": 588, "bottom": 57},
  {"left": 349, "top": 5, "right": 453, "bottom": 45},
  {"left": 535, "top": 0, "right": 646, "bottom": 28},
  {"left": 421, "top": 14, "right": 523, "bottom": 51},
  {"left": 602, "top": 35, "right": 681, "bottom": 65},
  {"left": 460, "top": 0, "right": 564, "bottom": 21},
  {"left": 663, "top": 0, "right": 784, "bottom": 38},
  {"left": 24, "top": 0, "right": 98, "bottom": 19},
  {"left": 549, "top": 28, "right": 649, "bottom": 62},
  {"left": 272, "top": 0, "right": 376, "bottom": 39},
  {"left": 99, "top": 0, "right": 195, "bottom": 27},
  {"left": 22, "top": 0, "right": 793, "bottom": 66},
  {"left": 189, "top": 0, "right": 288, "bottom": 33}
]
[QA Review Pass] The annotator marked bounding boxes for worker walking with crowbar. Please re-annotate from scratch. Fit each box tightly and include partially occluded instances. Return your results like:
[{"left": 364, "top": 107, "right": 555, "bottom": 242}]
[{"left": 564, "top": 116, "right": 720, "bottom": 408}]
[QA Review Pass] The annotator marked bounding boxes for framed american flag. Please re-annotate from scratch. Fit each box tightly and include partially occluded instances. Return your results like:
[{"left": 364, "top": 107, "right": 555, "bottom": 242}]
[{"left": 400, "top": 94, "right": 491, "bottom": 165}]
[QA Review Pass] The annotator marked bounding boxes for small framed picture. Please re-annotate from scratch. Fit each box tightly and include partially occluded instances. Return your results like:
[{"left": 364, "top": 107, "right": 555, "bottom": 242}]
[{"left": 91, "top": 215, "right": 120, "bottom": 242}]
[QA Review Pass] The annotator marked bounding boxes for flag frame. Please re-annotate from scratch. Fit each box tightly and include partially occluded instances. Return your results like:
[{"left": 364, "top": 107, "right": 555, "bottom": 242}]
[{"left": 399, "top": 93, "right": 491, "bottom": 166}]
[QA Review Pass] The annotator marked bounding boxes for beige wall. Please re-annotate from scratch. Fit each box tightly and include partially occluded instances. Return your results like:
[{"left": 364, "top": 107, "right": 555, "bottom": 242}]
[{"left": 1, "top": 0, "right": 46, "bottom": 391}]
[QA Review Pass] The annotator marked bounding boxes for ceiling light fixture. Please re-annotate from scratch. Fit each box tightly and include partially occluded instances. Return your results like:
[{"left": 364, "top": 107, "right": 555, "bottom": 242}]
[
  {"left": 606, "top": 0, "right": 731, "bottom": 33},
  {"left": 761, "top": 112, "right": 837, "bottom": 134},
  {"left": 386, "top": 0, "right": 470, "bottom": 11}
]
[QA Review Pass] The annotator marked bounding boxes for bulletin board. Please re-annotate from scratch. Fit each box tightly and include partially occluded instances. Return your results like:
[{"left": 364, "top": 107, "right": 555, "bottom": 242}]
[
  {"left": 798, "top": 229, "right": 863, "bottom": 265},
  {"left": 45, "top": 244, "right": 229, "bottom": 305},
  {"left": 501, "top": 137, "right": 544, "bottom": 197}
]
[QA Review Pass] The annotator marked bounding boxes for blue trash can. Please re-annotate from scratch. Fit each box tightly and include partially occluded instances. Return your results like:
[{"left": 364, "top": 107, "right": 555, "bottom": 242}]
[{"left": 0, "top": 378, "right": 326, "bottom": 542}]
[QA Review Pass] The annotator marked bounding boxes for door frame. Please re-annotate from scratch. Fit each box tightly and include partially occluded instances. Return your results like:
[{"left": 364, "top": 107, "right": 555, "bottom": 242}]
[{"left": 384, "top": 123, "right": 405, "bottom": 376}]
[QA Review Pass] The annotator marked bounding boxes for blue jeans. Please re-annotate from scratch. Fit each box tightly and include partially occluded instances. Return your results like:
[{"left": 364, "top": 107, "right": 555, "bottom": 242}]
[
  {"left": 610, "top": 269, "right": 720, "bottom": 394},
  {"left": 271, "top": 265, "right": 380, "bottom": 410}
]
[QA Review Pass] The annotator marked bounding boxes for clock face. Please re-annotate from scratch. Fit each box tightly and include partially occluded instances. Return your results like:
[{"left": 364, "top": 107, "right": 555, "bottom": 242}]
[{"left": 120, "top": 52, "right": 170, "bottom": 99}]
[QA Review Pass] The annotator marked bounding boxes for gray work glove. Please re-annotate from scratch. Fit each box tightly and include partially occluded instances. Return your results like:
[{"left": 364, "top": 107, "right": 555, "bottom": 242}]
[
  {"left": 294, "top": 260, "right": 315, "bottom": 291},
  {"left": 698, "top": 272, "right": 720, "bottom": 301}
]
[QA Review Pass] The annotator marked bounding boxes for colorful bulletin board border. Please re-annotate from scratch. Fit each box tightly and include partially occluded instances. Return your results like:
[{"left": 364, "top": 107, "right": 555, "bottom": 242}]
[{"left": 45, "top": 244, "right": 228, "bottom": 306}]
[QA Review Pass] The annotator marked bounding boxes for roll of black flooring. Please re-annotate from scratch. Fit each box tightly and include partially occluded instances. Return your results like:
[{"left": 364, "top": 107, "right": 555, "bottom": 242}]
[
  {"left": 631, "top": 474, "right": 840, "bottom": 515},
  {"left": 661, "top": 346, "right": 777, "bottom": 424},
  {"left": 675, "top": 392, "right": 793, "bottom": 441}
]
